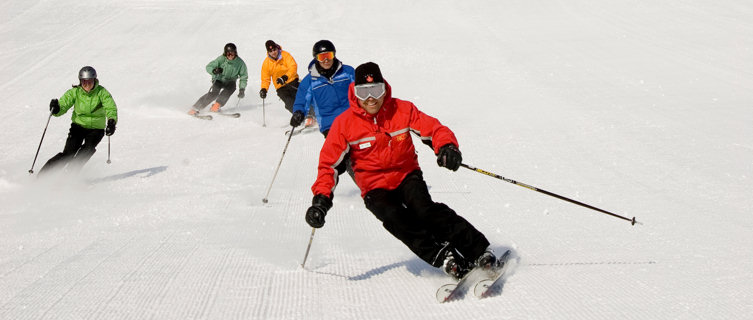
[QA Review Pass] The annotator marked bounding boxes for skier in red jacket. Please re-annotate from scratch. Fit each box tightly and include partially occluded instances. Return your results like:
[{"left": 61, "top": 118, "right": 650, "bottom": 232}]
[{"left": 305, "top": 62, "right": 496, "bottom": 279}]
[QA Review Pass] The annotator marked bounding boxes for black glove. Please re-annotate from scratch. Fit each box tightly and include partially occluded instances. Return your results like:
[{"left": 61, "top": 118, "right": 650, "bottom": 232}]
[
  {"left": 49, "top": 99, "right": 60, "bottom": 114},
  {"left": 276, "top": 75, "right": 288, "bottom": 86},
  {"left": 305, "top": 194, "right": 332, "bottom": 228},
  {"left": 238, "top": 88, "right": 245, "bottom": 98},
  {"left": 437, "top": 144, "right": 462, "bottom": 171},
  {"left": 290, "top": 110, "right": 305, "bottom": 127},
  {"left": 105, "top": 119, "right": 116, "bottom": 136},
  {"left": 259, "top": 88, "right": 267, "bottom": 99},
  {"left": 212, "top": 67, "right": 223, "bottom": 75}
]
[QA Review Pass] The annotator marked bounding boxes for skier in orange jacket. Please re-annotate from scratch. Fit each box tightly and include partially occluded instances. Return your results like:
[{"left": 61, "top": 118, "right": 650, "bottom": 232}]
[{"left": 259, "top": 40, "right": 299, "bottom": 114}]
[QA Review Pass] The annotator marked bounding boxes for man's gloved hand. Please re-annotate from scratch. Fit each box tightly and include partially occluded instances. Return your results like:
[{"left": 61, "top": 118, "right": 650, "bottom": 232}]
[
  {"left": 49, "top": 99, "right": 60, "bottom": 114},
  {"left": 212, "top": 67, "right": 223, "bottom": 75},
  {"left": 290, "top": 110, "right": 305, "bottom": 127},
  {"left": 238, "top": 88, "right": 245, "bottom": 98},
  {"left": 259, "top": 88, "right": 267, "bottom": 99},
  {"left": 105, "top": 119, "right": 116, "bottom": 136},
  {"left": 305, "top": 194, "right": 332, "bottom": 228},
  {"left": 436, "top": 144, "right": 462, "bottom": 171},
  {"left": 276, "top": 75, "right": 289, "bottom": 86}
]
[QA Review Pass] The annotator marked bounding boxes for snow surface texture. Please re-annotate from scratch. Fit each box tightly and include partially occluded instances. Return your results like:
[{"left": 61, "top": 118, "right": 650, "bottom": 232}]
[{"left": 1, "top": 0, "right": 752, "bottom": 319}]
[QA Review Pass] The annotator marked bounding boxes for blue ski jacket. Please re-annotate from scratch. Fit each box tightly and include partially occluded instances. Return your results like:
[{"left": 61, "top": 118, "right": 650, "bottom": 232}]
[{"left": 292, "top": 60, "right": 355, "bottom": 133}]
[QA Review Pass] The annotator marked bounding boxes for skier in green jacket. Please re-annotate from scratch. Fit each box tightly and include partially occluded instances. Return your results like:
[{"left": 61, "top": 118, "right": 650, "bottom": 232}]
[
  {"left": 188, "top": 43, "right": 248, "bottom": 116},
  {"left": 39, "top": 66, "right": 118, "bottom": 174}
]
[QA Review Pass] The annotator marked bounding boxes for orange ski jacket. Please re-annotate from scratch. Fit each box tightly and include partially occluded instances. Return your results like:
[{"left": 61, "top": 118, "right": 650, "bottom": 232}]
[{"left": 261, "top": 49, "right": 298, "bottom": 90}]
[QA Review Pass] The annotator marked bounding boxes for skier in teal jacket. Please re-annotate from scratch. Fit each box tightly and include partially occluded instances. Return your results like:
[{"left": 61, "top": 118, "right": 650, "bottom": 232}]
[
  {"left": 39, "top": 66, "right": 118, "bottom": 174},
  {"left": 189, "top": 43, "right": 248, "bottom": 115}
]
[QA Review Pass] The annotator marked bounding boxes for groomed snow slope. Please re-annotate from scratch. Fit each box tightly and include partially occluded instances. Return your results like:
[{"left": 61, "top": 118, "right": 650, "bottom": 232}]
[{"left": 1, "top": 0, "right": 752, "bottom": 319}]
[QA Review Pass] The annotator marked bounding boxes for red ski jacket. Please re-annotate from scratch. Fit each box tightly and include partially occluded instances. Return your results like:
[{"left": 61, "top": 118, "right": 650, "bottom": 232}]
[{"left": 312, "top": 81, "right": 459, "bottom": 198}]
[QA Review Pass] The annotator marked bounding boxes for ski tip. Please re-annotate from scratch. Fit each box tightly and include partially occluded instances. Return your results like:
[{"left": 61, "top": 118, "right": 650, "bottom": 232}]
[
  {"left": 473, "top": 279, "right": 494, "bottom": 298},
  {"left": 436, "top": 283, "right": 457, "bottom": 303}
]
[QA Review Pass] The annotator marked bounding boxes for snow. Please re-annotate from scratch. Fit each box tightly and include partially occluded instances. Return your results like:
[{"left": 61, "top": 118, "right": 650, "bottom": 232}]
[{"left": 1, "top": 0, "right": 752, "bottom": 319}]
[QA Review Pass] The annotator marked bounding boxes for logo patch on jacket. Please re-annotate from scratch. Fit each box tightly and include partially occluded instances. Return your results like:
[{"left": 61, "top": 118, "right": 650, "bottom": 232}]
[
  {"left": 359, "top": 142, "right": 372, "bottom": 149},
  {"left": 395, "top": 132, "right": 408, "bottom": 142}
]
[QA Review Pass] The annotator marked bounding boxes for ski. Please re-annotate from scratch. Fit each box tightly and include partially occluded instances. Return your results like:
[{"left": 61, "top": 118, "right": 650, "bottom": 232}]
[
  {"left": 435, "top": 249, "right": 513, "bottom": 303},
  {"left": 215, "top": 112, "right": 241, "bottom": 118},
  {"left": 473, "top": 249, "right": 513, "bottom": 299},
  {"left": 189, "top": 112, "right": 238, "bottom": 120},
  {"left": 191, "top": 114, "right": 213, "bottom": 120},
  {"left": 436, "top": 264, "right": 489, "bottom": 303}
]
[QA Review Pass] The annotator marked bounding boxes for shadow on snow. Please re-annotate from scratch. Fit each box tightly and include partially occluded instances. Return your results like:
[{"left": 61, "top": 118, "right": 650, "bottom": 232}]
[{"left": 88, "top": 166, "right": 168, "bottom": 185}]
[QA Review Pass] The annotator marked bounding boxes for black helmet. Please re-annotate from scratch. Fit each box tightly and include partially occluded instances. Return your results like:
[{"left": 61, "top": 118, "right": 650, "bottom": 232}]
[
  {"left": 265, "top": 40, "right": 279, "bottom": 52},
  {"left": 78, "top": 66, "right": 97, "bottom": 80},
  {"left": 224, "top": 43, "right": 237, "bottom": 55},
  {"left": 312, "top": 40, "right": 336, "bottom": 58}
]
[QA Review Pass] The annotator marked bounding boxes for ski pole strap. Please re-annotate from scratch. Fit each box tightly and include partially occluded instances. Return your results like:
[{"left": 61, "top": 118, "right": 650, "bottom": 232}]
[{"left": 460, "top": 163, "right": 639, "bottom": 226}]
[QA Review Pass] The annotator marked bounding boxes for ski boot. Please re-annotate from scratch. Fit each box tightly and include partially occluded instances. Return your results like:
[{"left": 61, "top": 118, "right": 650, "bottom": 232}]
[
  {"left": 304, "top": 116, "right": 315, "bottom": 127},
  {"left": 442, "top": 250, "right": 470, "bottom": 280},
  {"left": 474, "top": 248, "right": 498, "bottom": 270}
]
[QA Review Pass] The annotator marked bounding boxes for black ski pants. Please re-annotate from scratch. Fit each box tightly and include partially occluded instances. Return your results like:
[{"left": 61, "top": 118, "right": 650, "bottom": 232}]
[
  {"left": 193, "top": 80, "right": 236, "bottom": 110},
  {"left": 39, "top": 123, "right": 104, "bottom": 174},
  {"left": 363, "top": 170, "right": 490, "bottom": 268},
  {"left": 276, "top": 78, "right": 299, "bottom": 114}
]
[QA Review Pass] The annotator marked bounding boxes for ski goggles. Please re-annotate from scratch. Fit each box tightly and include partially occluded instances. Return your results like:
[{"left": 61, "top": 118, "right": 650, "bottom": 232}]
[
  {"left": 354, "top": 83, "right": 386, "bottom": 100},
  {"left": 316, "top": 51, "right": 335, "bottom": 62}
]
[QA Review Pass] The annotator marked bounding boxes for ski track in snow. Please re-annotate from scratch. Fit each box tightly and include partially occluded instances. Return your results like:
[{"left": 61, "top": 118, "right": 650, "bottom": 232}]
[{"left": 1, "top": 0, "right": 753, "bottom": 319}]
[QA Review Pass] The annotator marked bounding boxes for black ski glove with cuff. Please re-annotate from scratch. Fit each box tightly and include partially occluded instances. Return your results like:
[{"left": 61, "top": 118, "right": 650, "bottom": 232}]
[
  {"left": 276, "top": 75, "right": 288, "bottom": 86},
  {"left": 290, "top": 110, "right": 305, "bottom": 127},
  {"left": 105, "top": 119, "right": 116, "bottom": 136},
  {"left": 49, "top": 99, "right": 60, "bottom": 114},
  {"left": 238, "top": 88, "right": 245, "bottom": 98},
  {"left": 306, "top": 194, "right": 332, "bottom": 228},
  {"left": 212, "top": 67, "right": 223, "bottom": 75},
  {"left": 437, "top": 144, "right": 462, "bottom": 171},
  {"left": 259, "top": 88, "right": 267, "bottom": 99}
]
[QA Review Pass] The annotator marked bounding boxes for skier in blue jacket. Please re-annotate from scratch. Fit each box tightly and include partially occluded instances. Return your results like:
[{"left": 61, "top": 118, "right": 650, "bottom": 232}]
[{"left": 289, "top": 40, "right": 355, "bottom": 136}]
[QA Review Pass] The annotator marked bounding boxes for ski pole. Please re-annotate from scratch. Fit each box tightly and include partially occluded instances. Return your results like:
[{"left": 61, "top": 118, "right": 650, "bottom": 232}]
[
  {"left": 28, "top": 113, "right": 53, "bottom": 174},
  {"left": 234, "top": 96, "right": 242, "bottom": 113},
  {"left": 262, "top": 98, "right": 266, "bottom": 127},
  {"left": 301, "top": 228, "right": 316, "bottom": 269},
  {"left": 106, "top": 136, "right": 111, "bottom": 164},
  {"left": 105, "top": 117, "right": 112, "bottom": 164},
  {"left": 261, "top": 126, "right": 295, "bottom": 203},
  {"left": 460, "top": 163, "right": 639, "bottom": 225}
]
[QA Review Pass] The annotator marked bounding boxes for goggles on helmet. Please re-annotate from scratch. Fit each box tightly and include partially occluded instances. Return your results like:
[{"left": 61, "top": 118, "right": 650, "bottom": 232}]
[
  {"left": 316, "top": 51, "right": 335, "bottom": 62},
  {"left": 354, "top": 83, "right": 386, "bottom": 101}
]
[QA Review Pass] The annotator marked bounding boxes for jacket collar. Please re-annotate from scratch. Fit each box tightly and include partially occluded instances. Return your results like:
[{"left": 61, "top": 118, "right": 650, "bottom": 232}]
[{"left": 308, "top": 59, "right": 342, "bottom": 80}]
